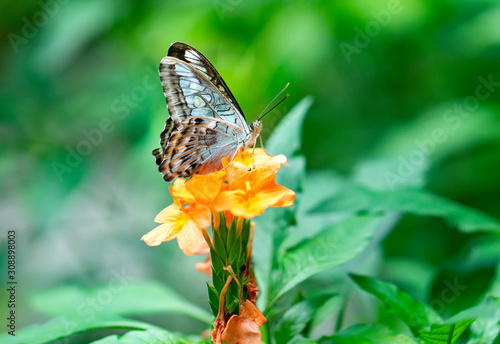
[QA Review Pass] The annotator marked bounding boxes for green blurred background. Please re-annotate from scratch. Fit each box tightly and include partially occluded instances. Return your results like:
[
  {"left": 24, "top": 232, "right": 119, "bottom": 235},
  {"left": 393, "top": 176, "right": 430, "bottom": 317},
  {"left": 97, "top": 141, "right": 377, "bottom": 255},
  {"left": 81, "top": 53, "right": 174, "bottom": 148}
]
[{"left": 1, "top": 0, "right": 500, "bottom": 341}]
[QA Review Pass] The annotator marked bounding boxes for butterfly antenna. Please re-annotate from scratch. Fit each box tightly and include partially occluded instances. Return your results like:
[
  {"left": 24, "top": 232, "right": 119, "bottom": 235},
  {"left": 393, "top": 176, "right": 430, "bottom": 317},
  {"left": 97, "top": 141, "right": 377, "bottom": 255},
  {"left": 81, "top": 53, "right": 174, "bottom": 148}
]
[{"left": 258, "top": 82, "right": 290, "bottom": 121}]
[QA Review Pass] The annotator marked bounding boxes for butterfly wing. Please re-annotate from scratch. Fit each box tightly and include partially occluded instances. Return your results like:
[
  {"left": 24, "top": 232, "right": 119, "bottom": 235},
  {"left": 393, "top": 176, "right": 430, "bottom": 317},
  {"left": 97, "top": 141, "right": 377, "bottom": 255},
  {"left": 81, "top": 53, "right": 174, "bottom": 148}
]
[
  {"left": 159, "top": 56, "right": 248, "bottom": 132},
  {"left": 153, "top": 42, "right": 252, "bottom": 181},
  {"left": 158, "top": 116, "right": 245, "bottom": 182},
  {"left": 152, "top": 117, "right": 174, "bottom": 166},
  {"left": 166, "top": 42, "right": 245, "bottom": 117}
]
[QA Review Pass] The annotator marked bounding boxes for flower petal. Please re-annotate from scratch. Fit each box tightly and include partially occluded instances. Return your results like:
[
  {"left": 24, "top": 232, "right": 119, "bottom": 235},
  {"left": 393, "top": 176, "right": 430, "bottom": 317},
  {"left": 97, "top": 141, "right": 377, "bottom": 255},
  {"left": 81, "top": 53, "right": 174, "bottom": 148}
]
[
  {"left": 153, "top": 203, "right": 186, "bottom": 224},
  {"left": 231, "top": 169, "right": 275, "bottom": 194},
  {"left": 221, "top": 316, "right": 261, "bottom": 344},
  {"left": 185, "top": 203, "right": 212, "bottom": 229},
  {"left": 177, "top": 219, "right": 207, "bottom": 256},
  {"left": 185, "top": 172, "right": 224, "bottom": 205},
  {"left": 221, "top": 301, "right": 267, "bottom": 344},
  {"left": 215, "top": 169, "right": 295, "bottom": 219},
  {"left": 224, "top": 210, "right": 234, "bottom": 227},
  {"left": 250, "top": 184, "right": 295, "bottom": 212},
  {"left": 233, "top": 148, "right": 288, "bottom": 172},
  {"left": 175, "top": 203, "right": 211, "bottom": 256},
  {"left": 224, "top": 163, "right": 250, "bottom": 185},
  {"left": 195, "top": 256, "right": 212, "bottom": 276},
  {"left": 141, "top": 223, "right": 180, "bottom": 246},
  {"left": 144, "top": 203, "right": 211, "bottom": 253},
  {"left": 240, "top": 300, "right": 267, "bottom": 327},
  {"left": 214, "top": 190, "right": 249, "bottom": 217},
  {"left": 170, "top": 178, "right": 194, "bottom": 206},
  {"left": 142, "top": 204, "right": 187, "bottom": 246}
]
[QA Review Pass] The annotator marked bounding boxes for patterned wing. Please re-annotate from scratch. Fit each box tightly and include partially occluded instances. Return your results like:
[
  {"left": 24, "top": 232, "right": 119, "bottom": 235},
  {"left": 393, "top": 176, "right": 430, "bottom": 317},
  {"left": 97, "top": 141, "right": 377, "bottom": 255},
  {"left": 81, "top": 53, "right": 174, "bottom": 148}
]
[
  {"left": 152, "top": 117, "right": 174, "bottom": 166},
  {"left": 166, "top": 42, "right": 245, "bottom": 116},
  {"left": 158, "top": 116, "right": 245, "bottom": 182},
  {"left": 159, "top": 53, "right": 249, "bottom": 133}
]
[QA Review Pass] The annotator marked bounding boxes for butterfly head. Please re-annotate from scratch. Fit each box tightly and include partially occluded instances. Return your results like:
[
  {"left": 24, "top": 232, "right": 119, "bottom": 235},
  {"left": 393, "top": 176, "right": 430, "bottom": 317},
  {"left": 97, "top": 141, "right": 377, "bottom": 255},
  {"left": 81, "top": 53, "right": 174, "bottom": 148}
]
[{"left": 250, "top": 120, "right": 262, "bottom": 135}]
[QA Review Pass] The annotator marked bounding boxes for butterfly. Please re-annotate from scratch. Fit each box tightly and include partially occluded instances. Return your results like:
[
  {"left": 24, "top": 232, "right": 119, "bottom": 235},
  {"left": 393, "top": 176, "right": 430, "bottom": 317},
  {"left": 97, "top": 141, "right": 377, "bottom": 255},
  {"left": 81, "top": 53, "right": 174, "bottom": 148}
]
[{"left": 152, "top": 42, "right": 262, "bottom": 182}]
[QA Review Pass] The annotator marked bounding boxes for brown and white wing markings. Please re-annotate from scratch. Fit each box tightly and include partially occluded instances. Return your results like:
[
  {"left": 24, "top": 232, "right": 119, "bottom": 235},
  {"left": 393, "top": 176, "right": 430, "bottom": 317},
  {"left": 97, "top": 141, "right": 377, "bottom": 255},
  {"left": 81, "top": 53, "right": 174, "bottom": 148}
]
[
  {"left": 152, "top": 117, "right": 174, "bottom": 166},
  {"left": 158, "top": 116, "right": 245, "bottom": 182}
]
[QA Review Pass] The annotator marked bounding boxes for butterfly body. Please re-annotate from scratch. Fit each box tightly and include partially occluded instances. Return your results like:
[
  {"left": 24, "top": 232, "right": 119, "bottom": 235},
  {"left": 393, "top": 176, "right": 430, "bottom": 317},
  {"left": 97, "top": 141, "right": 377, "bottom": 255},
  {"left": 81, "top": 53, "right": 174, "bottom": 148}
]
[{"left": 153, "top": 42, "right": 261, "bottom": 182}]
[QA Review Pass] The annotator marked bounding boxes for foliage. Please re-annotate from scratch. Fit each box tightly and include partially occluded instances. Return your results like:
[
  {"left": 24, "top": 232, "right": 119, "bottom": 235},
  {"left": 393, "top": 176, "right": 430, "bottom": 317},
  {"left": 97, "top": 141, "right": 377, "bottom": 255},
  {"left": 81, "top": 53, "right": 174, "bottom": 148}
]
[{"left": 1, "top": 1, "right": 500, "bottom": 343}]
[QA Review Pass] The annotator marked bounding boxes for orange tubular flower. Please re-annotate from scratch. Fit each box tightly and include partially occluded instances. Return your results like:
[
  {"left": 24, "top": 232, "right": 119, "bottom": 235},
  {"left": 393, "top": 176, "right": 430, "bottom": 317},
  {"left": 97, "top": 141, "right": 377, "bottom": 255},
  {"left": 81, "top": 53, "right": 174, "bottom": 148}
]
[
  {"left": 214, "top": 168, "right": 295, "bottom": 219},
  {"left": 185, "top": 171, "right": 226, "bottom": 206},
  {"left": 232, "top": 148, "right": 287, "bottom": 172},
  {"left": 221, "top": 300, "right": 267, "bottom": 344},
  {"left": 141, "top": 203, "right": 211, "bottom": 256},
  {"left": 195, "top": 255, "right": 212, "bottom": 276},
  {"left": 170, "top": 178, "right": 194, "bottom": 206},
  {"left": 223, "top": 148, "right": 288, "bottom": 184}
]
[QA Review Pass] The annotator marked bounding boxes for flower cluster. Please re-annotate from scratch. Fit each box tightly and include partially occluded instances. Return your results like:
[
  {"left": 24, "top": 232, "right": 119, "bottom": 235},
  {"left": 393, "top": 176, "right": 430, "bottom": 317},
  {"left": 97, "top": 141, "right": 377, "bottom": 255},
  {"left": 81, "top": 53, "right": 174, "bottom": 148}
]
[
  {"left": 142, "top": 148, "right": 294, "bottom": 255},
  {"left": 142, "top": 148, "right": 295, "bottom": 344}
]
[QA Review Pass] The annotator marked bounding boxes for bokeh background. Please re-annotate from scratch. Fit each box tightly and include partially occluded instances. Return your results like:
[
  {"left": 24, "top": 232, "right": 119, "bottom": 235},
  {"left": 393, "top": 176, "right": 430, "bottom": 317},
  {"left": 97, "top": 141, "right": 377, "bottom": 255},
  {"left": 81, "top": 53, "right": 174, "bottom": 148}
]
[{"left": 1, "top": 0, "right": 500, "bottom": 341}]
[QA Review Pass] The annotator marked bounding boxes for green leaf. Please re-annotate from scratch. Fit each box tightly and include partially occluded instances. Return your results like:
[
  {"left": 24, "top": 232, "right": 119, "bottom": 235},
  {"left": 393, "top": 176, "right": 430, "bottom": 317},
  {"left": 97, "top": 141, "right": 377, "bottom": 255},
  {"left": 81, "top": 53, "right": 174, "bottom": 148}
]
[
  {"left": 274, "top": 296, "right": 332, "bottom": 343},
  {"left": 226, "top": 216, "right": 236, "bottom": 248},
  {"left": 419, "top": 319, "right": 475, "bottom": 344},
  {"left": 267, "top": 214, "right": 382, "bottom": 312},
  {"left": 219, "top": 212, "right": 228, "bottom": 244},
  {"left": 228, "top": 233, "right": 242, "bottom": 269},
  {"left": 211, "top": 254, "right": 224, "bottom": 291},
  {"left": 468, "top": 311, "right": 500, "bottom": 344},
  {"left": 351, "top": 274, "right": 442, "bottom": 332},
  {"left": 465, "top": 299, "right": 500, "bottom": 344},
  {"left": 90, "top": 329, "right": 189, "bottom": 344},
  {"left": 267, "top": 95, "right": 311, "bottom": 190},
  {"left": 253, "top": 97, "right": 313, "bottom": 311},
  {"left": 290, "top": 339, "right": 318, "bottom": 344},
  {"left": 351, "top": 274, "right": 476, "bottom": 343},
  {"left": 316, "top": 185, "right": 500, "bottom": 233},
  {"left": 373, "top": 103, "right": 500, "bottom": 162},
  {"left": 207, "top": 284, "right": 219, "bottom": 317},
  {"left": 30, "top": 280, "right": 212, "bottom": 325},
  {"left": 309, "top": 294, "right": 342, "bottom": 333},
  {"left": 0, "top": 314, "right": 162, "bottom": 344},
  {"left": 324, "top": 324, "right": 418, "bottom": 344},
  {"left": 212, "top": 226, "right": 228, "bottom": 263},
  {"left": 277, "top": 155, "right": 307, "bottom": 191},
  {"left": 353, "top": 157, "right": 430, "bottom": 190},
  {"left": 266, "top": 96, "right": 313, "bottom": 158}
]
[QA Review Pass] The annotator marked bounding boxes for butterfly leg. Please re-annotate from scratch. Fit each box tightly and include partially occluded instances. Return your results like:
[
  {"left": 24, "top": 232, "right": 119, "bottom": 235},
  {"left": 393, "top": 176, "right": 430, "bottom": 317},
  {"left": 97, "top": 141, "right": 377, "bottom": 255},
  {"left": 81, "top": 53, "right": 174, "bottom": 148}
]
[
  {"left": 250, "top": 134, "right": 263, "bottom": 170},
  {"left": 223, "top": 148, "right": 241, "bottom": 171},
  {"left": 251, "top": 139, "right": 258, "bottom": 170}
]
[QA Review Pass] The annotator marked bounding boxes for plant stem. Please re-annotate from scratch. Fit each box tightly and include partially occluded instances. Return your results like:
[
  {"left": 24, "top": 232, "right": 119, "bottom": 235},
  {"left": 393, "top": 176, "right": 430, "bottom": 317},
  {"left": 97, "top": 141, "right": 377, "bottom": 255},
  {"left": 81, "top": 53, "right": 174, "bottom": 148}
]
[
  {"left": 225, "top": 265, "right": 244, "bottom": 304},
  {"left": 217, "top": 274, "right": 234, "bottom": 319}
]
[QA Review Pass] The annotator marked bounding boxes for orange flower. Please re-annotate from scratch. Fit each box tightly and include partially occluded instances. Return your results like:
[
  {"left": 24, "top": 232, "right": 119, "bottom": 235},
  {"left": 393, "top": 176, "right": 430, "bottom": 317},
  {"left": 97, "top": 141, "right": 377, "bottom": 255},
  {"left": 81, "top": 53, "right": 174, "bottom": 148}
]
[
  {"left": 144, "top": 148, "right": 294, "bottom": 254},
  {"left": 170, "top": 178, "right": 194, "bottom": 206},
  {"left": 224, "top": 210, "right": 234, "bottom": 227},
  {"left": 195, "top": 255, "right": 212, "bottom": 276},
  {"left": 185, "top": 171, "right": 226, "bottom": 206},
  {"left": 221, "top": 300, "right": 267, "bottom": 344},
  {"left": 225, "top": 148, "right": 287, "bottom": 171},
  {"left": 141, "top": 203, "right": 211, "bottom": 256},
  {"left": 214, "top": 169, "right": 295, "bottom": 219},
  {"left": 223, "top": 148, "right": 287, "bottom": 184}
]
